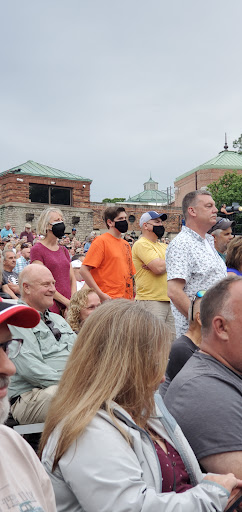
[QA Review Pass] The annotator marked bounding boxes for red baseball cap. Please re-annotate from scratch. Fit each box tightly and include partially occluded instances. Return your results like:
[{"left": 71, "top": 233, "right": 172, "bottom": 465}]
[{"left": 0, "top": 303, "right": 40, "bottom": 328}]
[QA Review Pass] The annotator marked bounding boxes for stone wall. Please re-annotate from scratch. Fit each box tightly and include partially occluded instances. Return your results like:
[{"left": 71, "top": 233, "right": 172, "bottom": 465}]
[
  {"left": 0, "top": 203, "right": 93, "bottom": 240},
  {"left": 0, "top": 201, "right": 183, "bottom": 240}
]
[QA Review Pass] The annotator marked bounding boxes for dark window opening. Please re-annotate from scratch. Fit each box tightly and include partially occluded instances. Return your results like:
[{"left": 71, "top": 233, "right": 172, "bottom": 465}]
[{"left": 29, "top": 184, "right": 71, "bottom": 206}]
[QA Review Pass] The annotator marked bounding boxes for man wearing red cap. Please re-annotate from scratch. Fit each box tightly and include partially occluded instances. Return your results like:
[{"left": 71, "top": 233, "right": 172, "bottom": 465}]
[{"left": 0, "top": 302, "right": 56, "bottom": 511}]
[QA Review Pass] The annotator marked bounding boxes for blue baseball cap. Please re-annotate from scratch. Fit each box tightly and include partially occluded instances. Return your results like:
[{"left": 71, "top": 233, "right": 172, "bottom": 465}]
[{"left": 139, "top": 211, "right": 167, "bottom": 228}]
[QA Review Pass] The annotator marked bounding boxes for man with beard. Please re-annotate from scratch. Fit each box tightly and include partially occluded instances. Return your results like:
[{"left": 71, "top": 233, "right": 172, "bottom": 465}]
[{"left": 0, "top": 302, "right": 56, "bottom": 511}]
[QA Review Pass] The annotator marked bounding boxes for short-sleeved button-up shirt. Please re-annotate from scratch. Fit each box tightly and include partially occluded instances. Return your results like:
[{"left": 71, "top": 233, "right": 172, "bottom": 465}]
[{"left": 166, "top": 226, "right": 227, "bottom": 337}]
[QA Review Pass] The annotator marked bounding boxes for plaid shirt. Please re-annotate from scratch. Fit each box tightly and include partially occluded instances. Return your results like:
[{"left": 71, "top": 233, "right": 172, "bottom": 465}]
[{"left": 14, "top": 255, "right": 30, "bottom": 274}]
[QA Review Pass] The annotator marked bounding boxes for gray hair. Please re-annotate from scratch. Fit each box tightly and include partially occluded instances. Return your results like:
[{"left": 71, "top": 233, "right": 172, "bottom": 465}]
[
  {"left": 2, "top": 249, "right": 15, "bottom": 261},
  {"left": 182, "top": 190, "right": 212, "bottom": 220},
  {"left": 210, "top": 229, "right": 222, "bottom": 237}
]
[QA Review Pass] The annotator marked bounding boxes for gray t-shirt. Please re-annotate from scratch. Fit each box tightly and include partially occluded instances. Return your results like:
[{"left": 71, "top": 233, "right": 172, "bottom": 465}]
[{"left": 164, "top": 352, "right": 242, "bottom": 460}]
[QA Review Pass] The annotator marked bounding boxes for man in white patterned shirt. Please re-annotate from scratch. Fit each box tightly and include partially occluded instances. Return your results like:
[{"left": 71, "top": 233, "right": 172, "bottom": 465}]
[{"left": 166, "top": 190, "right": 227, "bottom": 337}]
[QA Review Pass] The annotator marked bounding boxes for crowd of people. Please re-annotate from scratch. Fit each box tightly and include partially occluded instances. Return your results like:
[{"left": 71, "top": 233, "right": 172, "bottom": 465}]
[{"left": 0, "top": 190, "right": 242, "bottom": 512}]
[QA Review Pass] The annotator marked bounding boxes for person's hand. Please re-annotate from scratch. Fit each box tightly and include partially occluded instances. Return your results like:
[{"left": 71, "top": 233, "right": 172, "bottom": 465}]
[
  {"left": 99, "top": 292, "right": 112, "bottom": 302},
  {"left": 204, "top": 473, "right": 242, "bottom": 494},
  {"left": 142, "top": 264, "right": 150, "bottom": 270}
]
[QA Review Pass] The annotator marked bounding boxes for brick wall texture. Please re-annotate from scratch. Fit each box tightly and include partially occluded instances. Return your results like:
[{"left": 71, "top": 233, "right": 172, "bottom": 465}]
[
  {"left": 175, "top": 168, "right": 242, "bottom": 206},
  {"left": 0, "top": 173, "right": 183, "bottom": 238}
]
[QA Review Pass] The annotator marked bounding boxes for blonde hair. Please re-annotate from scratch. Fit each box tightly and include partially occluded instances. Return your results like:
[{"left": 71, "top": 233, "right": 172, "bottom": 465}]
[
  {"left": 67, "top": 288, "right": 96, "bottom": 332},
  {"left": 36, "top": 207, "right": 64, "bottom": 236},
  {"left": 40, "top": 299, "right": 171, "bottom": 469}
]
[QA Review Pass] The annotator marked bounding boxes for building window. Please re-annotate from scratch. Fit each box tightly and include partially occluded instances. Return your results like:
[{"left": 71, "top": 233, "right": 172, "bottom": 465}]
[{"left": 29, "top": 184, "right": 71, "bottom": 205}]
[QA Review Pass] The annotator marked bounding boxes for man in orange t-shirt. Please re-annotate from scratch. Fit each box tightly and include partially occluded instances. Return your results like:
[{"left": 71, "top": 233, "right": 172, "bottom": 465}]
[{"left": 81, "top": 207, "right": 135, "bottom": 301}]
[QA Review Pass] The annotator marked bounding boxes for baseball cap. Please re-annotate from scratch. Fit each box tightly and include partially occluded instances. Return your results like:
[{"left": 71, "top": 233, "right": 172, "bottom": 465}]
[
  {"left": 71, "top": 260, "right": 82, "bottom": 268},
  {"left": 139, "top": 211, "right": 167, "bottom": 228},
  {"left": 72, "top": 228, "right": 76, "bottom": 231},
  {"left": 0, "top": 302, "right": 40, "bottom": 328},
  {"left": 25, "top": 223, "right": 31, "bottom": 228},
  {"left": 208, "top": 216, "right": 235, "bottom": 234}
]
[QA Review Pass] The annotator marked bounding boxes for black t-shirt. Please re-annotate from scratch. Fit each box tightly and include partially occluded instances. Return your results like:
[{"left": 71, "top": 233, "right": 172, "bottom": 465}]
[{"left": 166, "top": 335, "right": 198, "bottom": 381}]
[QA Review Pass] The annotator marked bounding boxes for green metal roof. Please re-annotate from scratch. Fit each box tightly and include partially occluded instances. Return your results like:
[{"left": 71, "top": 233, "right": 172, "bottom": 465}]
[
  {"left": 128, "top": 189, "right": 168, "bottom": 203},
  {"left": 175, "top": 150, "right": 242, "bottom": 182},
  {"left": 0, "top": 160, "right": 92, "bottom": 182}
]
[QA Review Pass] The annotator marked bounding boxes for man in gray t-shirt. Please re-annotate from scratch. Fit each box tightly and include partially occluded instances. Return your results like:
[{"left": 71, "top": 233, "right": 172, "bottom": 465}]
[{"left": 164, "top": 276, "right": 242, "bottom": 479}]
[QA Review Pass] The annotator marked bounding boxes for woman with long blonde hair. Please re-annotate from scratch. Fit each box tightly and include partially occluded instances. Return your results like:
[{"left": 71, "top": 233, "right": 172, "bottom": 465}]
[
  {"left": 40, "top": 299, "right": 242, "bottom": 512},
  {"left": 30, "top": 207, "right": 76, "bottom": 315}
]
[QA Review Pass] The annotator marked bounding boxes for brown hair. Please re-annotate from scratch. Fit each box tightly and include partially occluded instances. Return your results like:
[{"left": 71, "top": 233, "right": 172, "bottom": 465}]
[
  {"left": 103, "top": 206, "right": 126, "bottom": 228},
  {"left": 40, "top": 299, "right": 171, "bottom": 469},
  {"left": 182, "top": 190, "right": 212, "bottom": 220},
  {"left": 226, "top": 236, "right": 242, "bottom": 272}
]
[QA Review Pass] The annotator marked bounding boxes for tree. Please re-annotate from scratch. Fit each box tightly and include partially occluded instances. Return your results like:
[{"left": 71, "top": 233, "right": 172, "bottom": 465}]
[
  {"left": 207, "top": 171, "right": 242, "bottom": 207},
  {"left": 102, "top": 197, "right": 126, "bottom": 203},
  {"left": 233, "top": 134, "right": 242, "bottom": 154}
]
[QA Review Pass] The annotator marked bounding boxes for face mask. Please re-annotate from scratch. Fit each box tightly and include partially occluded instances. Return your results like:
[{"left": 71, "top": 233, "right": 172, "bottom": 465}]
[
  {"left": 152, "top": 225, "right": 165, "bottom": 238},
  {"left": 114, "top": 220, "right": 128, "bottom": 233},
  {"left": 51, "top": 221, "right": 66, "bottom": 239}
]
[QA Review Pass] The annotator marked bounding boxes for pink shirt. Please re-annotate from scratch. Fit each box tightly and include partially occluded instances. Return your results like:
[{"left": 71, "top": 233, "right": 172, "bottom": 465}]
[{"left": 31, "top": 242, "right": 71, "bottom": 314}]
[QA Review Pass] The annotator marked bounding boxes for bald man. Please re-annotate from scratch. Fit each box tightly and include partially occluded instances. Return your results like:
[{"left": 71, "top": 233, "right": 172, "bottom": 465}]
[{"left": 9, "top": 264, "right": 76, "bottom": 424}]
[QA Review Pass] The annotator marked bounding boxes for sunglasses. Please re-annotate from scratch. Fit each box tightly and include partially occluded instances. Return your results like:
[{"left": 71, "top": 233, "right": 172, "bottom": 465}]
[
  {"left": 45, "top": 319, "right": 61, "bottom": 341},
  {"left": 191, "top": 290, "right": 206, "bottom": 321}
]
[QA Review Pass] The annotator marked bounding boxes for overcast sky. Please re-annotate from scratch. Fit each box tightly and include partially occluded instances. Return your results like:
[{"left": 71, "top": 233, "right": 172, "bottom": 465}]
[{"left": 1, "top": 1, "right": 242, "bottom": 202}]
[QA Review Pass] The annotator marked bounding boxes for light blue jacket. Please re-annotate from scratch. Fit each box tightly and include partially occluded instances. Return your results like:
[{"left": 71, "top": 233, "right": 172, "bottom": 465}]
[{"left": 42, "top": 393, "right": 229, "bottom": 512}]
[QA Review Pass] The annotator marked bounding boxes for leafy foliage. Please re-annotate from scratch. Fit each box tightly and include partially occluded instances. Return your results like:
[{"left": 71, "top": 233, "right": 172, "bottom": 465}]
[
  {"left": 207, "top": 171, "right": 242, "bottom": 207},
  {"left": 102, "top": 197, "right": 126, "bottom": 203},
  {"left": 233, "top": 134, "right": 242, "bottom": 154}
]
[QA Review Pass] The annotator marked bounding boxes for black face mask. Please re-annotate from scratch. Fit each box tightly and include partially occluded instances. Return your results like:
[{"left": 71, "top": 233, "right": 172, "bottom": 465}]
[
  {"left": 51, "top": 222, "right": 66, "bottom": 239},
  {"left": 152, "top": 225, "right": 165, "bottom": 238},
  {"left": 114, "top": 220, "right": 128, "bottom": 233}
]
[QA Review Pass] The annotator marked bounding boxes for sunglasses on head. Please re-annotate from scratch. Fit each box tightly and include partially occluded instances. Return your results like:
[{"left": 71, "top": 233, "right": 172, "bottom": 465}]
[{"left": 191, "top": 290, "right": 206, "bottom": 321}]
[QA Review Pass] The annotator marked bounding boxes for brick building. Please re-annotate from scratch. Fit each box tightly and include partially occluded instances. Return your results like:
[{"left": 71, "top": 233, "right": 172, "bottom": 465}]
[
  {"left": 0, "top": 160, "right": 93, "bottom": 237},
  {"left": 174, "top": 149, "right": 242, "bottom": 207},
  {"left": 0, "top": 160, "right": 182, "bottom": 238}
]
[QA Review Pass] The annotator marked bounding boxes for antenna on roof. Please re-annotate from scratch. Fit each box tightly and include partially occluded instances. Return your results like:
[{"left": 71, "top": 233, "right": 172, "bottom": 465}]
[{"left": 224, "top": 133, "right": 228, "bottom": 151}]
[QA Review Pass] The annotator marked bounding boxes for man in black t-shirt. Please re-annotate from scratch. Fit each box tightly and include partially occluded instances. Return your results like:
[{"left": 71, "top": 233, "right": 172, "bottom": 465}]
[
  {"left": 159, "top": 293, "right": 202, "bottom": 397},
  {"left": 2, "top": 250, "right": 20, "bottom": 299}
]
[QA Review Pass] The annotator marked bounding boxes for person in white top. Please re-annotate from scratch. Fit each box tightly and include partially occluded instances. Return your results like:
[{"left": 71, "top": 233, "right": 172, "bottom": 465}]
[
  {"left": 166, "top": 190, "right": 227, "bottom": 337},
  {"left": 0, "top": 301, "right": 56, "bottom": 512}
]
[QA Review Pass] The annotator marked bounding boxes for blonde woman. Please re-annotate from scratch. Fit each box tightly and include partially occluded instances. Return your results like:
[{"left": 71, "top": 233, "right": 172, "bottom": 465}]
[
  {"left": 67, "top": 288, "right": 101, "bottom": 332},
  {"left": 30, "top": 207, "right": 76, "bottom": 315},
  {"left": 40, "top": 300, "right": 241, "bottom": 512}
]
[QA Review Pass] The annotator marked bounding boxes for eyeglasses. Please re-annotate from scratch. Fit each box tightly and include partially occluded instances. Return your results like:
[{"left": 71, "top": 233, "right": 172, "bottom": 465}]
[
  {"left": 45, "top": 319, "right": 61, "bottom": 341},
  {"left": 191, "top": 290, "right": 206, "bottom": 321},
  {"left": 0, "top": 339, "right": 23, "bottom": 359}
]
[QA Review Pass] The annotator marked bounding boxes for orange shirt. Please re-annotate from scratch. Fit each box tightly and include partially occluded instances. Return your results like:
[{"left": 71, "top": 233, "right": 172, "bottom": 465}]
[{"left": 83, "top": 232, "right": 135, "bottom": 299}]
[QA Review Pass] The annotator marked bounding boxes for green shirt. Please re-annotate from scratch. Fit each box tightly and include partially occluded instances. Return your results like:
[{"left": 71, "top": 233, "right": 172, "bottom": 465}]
[{"left": 8, "top": 304, "right": 76, "bottom": 399}]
